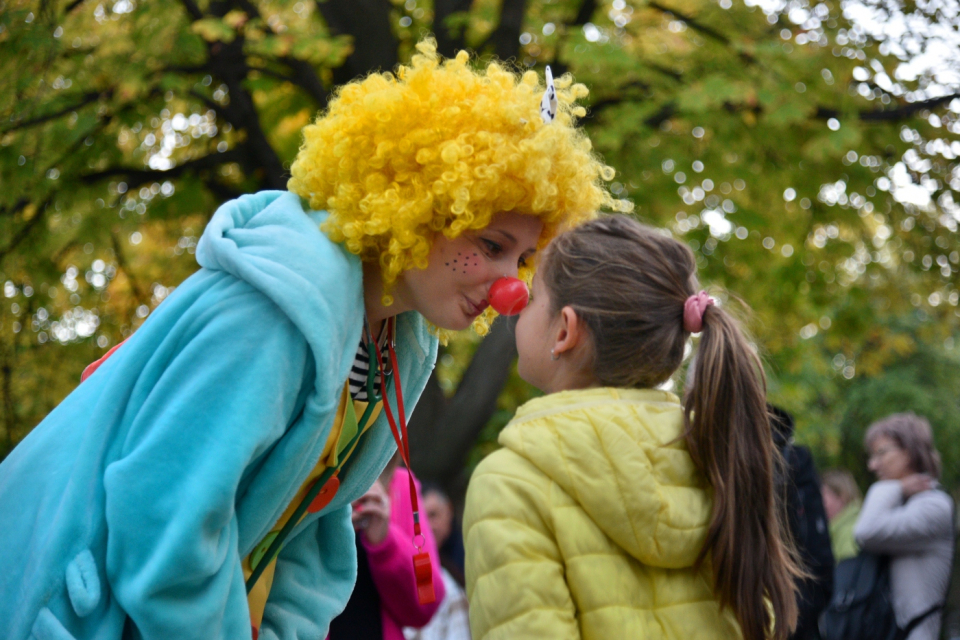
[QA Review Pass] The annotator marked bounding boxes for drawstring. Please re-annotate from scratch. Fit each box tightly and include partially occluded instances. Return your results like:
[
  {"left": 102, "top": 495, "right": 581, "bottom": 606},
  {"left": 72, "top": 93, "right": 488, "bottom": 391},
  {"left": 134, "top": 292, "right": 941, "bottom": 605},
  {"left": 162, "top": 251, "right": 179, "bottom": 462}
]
[
  {"left": 246, "top": 317, "right": 435, "bottom": 605},
  {"left": 368, "top": 317, "right": 436, "bottom": 605}
]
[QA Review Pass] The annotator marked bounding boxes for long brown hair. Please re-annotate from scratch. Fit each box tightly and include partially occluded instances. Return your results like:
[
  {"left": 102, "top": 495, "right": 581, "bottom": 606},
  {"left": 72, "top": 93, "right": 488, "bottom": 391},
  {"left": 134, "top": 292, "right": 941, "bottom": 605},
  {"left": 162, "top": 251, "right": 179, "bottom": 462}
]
[{"left": 541, "top": 215, "right": 801, "bottom": 640}]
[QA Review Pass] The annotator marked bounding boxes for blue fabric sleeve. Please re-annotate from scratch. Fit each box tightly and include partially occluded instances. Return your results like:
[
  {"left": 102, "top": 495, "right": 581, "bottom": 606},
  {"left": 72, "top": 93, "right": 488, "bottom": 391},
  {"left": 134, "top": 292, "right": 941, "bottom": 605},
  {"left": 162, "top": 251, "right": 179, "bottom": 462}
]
[
  {"left": 103, "top": 286, "right": 312, "bottom": 640},
  {"left": 260, "top": 505, "right": 357, "bottom": 640}
]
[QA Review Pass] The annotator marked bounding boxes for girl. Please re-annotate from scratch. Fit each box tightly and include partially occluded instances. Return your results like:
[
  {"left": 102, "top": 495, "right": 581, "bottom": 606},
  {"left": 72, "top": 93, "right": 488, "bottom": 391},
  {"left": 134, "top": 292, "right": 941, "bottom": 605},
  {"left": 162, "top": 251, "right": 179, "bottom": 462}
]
[
  {"left": 0, "top": 41, "right": 619, "bottom": 640},
  {"left": 464, "top": 215, "right": 800, "bottom": 640}
]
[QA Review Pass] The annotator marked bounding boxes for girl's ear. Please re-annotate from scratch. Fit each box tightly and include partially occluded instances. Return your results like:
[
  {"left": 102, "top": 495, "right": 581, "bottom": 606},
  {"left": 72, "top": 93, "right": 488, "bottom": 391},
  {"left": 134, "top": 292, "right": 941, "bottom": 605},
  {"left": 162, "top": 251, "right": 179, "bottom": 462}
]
[{"left": 552, "top": 306, "right": 588, "bottom": 357}]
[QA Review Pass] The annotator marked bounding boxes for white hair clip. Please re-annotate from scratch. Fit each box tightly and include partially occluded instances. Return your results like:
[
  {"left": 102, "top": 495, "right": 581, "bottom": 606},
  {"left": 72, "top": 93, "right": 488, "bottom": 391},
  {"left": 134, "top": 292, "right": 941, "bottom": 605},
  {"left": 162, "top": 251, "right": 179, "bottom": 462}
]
[{"left": 540, "top": 66, "right": 557, "bottom": 123}]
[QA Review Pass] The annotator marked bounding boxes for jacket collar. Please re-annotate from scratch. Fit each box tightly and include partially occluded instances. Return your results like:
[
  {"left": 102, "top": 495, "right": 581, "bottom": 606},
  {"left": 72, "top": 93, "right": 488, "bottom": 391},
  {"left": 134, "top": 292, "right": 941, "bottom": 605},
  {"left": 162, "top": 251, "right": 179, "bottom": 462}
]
[{"left": 512, "top": 387, "right": 681, "bottom": 425}]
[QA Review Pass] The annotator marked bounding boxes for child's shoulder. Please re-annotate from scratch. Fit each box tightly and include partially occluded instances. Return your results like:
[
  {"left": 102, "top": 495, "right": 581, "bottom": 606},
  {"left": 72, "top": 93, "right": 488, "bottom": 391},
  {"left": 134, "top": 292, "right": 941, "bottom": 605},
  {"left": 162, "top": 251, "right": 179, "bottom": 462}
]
[
  {"left": 464, "top": 446, "right": 556, "bottom": 533},
  {"left": 510, "top": 387, "right": 681, "bottom": 421},
  {"left": 471, "top": 445, "right": 550, "bottom": 490},
  {"left": 501, "top": 386, "right": 685, "bottom": 450}
]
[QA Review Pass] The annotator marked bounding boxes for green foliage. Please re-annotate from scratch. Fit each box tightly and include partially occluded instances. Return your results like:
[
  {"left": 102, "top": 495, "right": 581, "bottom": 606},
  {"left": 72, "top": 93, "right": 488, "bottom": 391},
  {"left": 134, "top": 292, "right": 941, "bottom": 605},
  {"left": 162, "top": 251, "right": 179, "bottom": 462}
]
[
  {"left": 0, "top": 0, "right": 958, "bottom": 488},
  {"left": 545, "top": 0, "right": 959, "bottom": 486},
  {"left": 796, "top": 329, "right": 960, "bottom": 490},
  {"left": 474, "top": 0, "right": 960, "bottom": 484},
  {"left": 0, "top": 0, "right": 349, "bottom": 455}
]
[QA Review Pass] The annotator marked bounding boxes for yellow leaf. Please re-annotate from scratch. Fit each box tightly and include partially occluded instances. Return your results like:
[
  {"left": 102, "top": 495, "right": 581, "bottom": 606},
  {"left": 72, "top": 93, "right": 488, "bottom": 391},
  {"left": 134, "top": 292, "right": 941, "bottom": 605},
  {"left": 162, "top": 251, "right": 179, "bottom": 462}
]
[
  {"left": 276, "top": 109, "right": 311, "bottom": 139},
  {"left": 190, "top": 18, "right": 235, "bottom": 43},
  {"left": 223, "top": 10, "right": 248, "bottom": 29}
]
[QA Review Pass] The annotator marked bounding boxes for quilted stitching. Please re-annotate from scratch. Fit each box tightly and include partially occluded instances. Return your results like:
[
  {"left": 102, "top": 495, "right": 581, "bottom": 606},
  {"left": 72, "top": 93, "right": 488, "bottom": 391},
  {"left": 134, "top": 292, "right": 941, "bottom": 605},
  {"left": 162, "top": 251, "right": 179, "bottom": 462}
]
[{"left": 464, "top": 388, "right": 742, "bottom": 640}]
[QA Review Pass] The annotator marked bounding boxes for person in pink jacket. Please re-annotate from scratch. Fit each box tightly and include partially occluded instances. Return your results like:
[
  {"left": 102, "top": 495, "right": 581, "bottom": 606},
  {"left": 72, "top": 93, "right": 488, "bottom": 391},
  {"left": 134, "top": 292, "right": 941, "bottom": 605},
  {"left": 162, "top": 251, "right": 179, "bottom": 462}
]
[{"left": 329, "top": 458, "right": 446, "bottom": 640}]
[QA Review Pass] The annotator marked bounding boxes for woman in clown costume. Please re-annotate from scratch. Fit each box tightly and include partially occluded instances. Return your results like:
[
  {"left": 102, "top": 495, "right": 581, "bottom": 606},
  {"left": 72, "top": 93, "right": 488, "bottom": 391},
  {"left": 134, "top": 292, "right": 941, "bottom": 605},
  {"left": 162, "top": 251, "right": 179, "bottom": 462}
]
[{"left": 0, "top": 40, "right": 621, "bottom": 640}]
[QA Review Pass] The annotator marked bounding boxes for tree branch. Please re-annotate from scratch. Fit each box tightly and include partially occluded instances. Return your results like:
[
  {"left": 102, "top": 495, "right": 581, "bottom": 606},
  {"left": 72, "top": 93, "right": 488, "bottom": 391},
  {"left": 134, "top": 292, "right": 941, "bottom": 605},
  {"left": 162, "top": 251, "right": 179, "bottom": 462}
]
[
  {"left": 1, "top": 117, "right": 108, "bottom": 262},
  {"left": 64, "top": 0, "right": 88, "bottom": 13},
  {"left": 480, "top": 0, "right": 528, "bottom": 61},
  {"left": 166, "top": 64, "right": 211, "bottom": 75},
  {"left": 231, "top": 0, "right": 263, "bottom": 20},
  {"left": 188, "top": 88, "right": 232, "bottom": 121},
  {"left": 1, "top": 348, "right": 15, "bottom": 456},
  {"left": 434, "top": 0, "right": 474, "bottom": 58},
  {"left": 110, "top": 230, "right": 149, "bottom": 311},
  {"left": 0, "top": 199, "right": 50, "bottom": 264},
  {"left": 585, "top": 80, "right": 675, "bottom": 126},
  {"left": 816, "top": 92, "right": 960, "bottom": 122},
  {"left": 209, "top": 38, "right": 288, "bottom": 188},
  {"left": 203, "top": 177, "right": 244, "bottom": 203},
  {"left": 539, "top": 0, "right": 598, "bottom": 78},
  {"left": 248, "top": 65, "right": 298, "bottom": 84},
  {"left": 278, "top": 56, "right": 329, "bottom": 108},
  {"left": 573, "top": 0, "right": 598, "bottom": 26},
  {"left": 0, "top": 199, "right": 30, "bottom": 218},
  {"left": 226, "top": 0, "right": 329, "bottom": 108},
  {"left": 317, "top": 0, "right": 399, "bottom": 84},
  {"left": 647, "top": 1, "right": 730, "bottom": 45},
  {"left": 408, "top": 318, "right": 519, "bottom": 486},
  {"left": 591, "top": 87, "right": 959, "bottom": 129},
  {"left": 179, "top": 0, "right": 204, "bottom": 21},
  {"left": 80, "top": 148, "right": 245, "bottom": 189},
  {"left": 1, "top": 91, "right": 106, "bottom": 134}
]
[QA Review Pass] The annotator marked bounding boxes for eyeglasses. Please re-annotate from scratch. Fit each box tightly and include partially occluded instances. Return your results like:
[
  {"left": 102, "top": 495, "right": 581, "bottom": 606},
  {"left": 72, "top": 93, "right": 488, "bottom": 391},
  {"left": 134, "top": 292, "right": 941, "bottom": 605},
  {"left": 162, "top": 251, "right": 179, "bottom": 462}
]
[{"left": 868, "top": 444, "right": 900, "bottom": 461}]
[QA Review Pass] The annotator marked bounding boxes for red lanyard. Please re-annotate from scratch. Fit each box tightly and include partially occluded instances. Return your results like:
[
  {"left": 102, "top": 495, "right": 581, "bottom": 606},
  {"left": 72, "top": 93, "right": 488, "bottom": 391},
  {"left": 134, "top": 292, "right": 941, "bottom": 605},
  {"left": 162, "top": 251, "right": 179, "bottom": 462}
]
[{"left": 368, "top": 317, "right": 436, "bottom": 605}]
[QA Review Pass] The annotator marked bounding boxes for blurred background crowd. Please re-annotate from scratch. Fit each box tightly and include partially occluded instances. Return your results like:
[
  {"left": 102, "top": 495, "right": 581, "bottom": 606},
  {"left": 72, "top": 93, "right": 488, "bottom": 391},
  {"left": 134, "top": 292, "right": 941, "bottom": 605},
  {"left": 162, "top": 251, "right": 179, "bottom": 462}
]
[
  {"left": 332, "top": 406, "right": 958, "bottom": 640},
  {"left": 2, "top": 0, "right": 959, "bottom": 637}
]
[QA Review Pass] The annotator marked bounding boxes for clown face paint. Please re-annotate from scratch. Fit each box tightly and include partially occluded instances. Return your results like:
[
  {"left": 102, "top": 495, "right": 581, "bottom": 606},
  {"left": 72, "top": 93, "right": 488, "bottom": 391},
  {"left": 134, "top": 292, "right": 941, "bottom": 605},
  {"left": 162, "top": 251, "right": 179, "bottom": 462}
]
[{"left": 396, "top": 212, "right": 542, "bottom": 331}]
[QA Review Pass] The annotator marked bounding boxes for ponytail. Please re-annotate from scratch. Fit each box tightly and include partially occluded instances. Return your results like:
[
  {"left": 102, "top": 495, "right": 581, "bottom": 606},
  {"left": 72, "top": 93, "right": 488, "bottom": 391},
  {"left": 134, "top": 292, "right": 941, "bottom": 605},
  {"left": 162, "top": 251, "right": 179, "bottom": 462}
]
[
  {"left": 684, "top": 306, "right": 801, "bottom": 640},
  {"left": 540, "top": 215, "right": 802, "bottom": 640}
]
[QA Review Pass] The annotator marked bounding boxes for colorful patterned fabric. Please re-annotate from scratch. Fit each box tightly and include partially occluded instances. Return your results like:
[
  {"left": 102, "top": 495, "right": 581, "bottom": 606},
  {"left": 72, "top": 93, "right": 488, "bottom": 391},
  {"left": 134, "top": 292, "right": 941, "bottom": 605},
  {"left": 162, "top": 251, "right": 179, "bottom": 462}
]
[{"left": 0, "top": 191, "right": 439, "bottom": 640}]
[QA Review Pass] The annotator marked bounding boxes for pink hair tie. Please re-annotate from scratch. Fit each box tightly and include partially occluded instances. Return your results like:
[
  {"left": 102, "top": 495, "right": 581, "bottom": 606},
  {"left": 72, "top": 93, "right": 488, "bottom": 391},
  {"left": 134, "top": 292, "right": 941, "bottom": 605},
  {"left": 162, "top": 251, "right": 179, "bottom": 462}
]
[{"left": 683, "top": 291, "right": 714, "bottom": 333}]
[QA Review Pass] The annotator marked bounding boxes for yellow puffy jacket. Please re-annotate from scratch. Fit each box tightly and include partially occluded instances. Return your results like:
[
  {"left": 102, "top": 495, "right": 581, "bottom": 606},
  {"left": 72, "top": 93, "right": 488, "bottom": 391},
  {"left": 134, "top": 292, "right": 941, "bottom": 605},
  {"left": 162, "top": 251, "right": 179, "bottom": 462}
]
[{"left": 464, "top": 387, "right": 742, "bottom": 640}]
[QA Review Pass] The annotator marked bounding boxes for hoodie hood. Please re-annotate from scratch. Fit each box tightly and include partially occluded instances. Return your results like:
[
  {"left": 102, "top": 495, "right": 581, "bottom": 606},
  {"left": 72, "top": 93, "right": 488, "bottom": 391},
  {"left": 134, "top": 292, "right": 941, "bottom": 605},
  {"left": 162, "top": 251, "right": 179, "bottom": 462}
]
[
  {"left": 196, "top": 190, "right": 365, "bottom": 403},
  {"left": 197, "top": 190, "right": 433, "bottom": 403},
  {"left": 195, "top": 190, "right": 438, "bottom": 544},
  {"left": 497, "top": 387, "right": 711, "bottom": 569}
]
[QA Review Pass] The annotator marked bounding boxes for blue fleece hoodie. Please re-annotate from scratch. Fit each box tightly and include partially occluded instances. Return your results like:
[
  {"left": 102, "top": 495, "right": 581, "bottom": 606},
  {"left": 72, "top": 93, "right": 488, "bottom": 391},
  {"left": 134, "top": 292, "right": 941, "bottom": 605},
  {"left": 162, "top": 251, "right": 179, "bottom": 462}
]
[{"left": 0, "top": 191, "right": 438, "bottom": 640}]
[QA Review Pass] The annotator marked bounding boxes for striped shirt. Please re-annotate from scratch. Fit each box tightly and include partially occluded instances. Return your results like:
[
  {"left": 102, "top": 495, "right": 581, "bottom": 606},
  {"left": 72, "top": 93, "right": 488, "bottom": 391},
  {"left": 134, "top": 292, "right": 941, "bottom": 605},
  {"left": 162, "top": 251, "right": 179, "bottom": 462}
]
[{"left": 348, "top": 330, "right": 391, "bottom": 402}]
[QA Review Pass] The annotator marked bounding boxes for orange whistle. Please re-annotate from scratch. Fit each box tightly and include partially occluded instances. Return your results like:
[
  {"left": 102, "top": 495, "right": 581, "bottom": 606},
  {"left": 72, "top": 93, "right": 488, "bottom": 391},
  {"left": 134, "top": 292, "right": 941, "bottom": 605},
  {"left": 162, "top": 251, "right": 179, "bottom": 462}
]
[{"left": 413, "top": 552, "right": 436, "bottom": 605}]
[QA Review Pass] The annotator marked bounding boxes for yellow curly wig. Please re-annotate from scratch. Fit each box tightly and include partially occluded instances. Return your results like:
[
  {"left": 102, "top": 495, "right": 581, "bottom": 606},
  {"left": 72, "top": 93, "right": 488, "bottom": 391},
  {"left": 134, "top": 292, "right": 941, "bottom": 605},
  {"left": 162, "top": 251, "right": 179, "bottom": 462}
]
[{"left": 288, "top": 38, "right": 625, "bottom": 333}]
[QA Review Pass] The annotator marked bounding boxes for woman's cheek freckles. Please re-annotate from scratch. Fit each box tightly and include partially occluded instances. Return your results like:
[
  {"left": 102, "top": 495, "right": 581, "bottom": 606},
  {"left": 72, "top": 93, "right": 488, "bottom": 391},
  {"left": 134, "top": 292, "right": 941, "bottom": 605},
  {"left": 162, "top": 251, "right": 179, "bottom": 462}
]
[{"left": 444, "top": 251, "right": 482, "bottom": 276}]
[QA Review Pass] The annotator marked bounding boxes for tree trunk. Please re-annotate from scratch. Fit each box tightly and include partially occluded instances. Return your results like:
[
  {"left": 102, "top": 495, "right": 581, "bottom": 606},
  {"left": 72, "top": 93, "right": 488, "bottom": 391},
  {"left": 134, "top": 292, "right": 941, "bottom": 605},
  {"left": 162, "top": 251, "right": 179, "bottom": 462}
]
[
  {"left": 317, "top": 0, "right": 399, "bottom": 85},
  {"left": 434, "top": 0, "right": 474, "bottom": 58},
  {"left": 488, "top": 0, "right": 528, "bottom": 61},
  {"left": 207, "top": 37, "right": 289, "bottom": 189},
  {"left": 1, "top": 348, "right": 14, "bottom": 457},
  {"left": 408, "top": 318, "right": 518, "bottom": 491}
]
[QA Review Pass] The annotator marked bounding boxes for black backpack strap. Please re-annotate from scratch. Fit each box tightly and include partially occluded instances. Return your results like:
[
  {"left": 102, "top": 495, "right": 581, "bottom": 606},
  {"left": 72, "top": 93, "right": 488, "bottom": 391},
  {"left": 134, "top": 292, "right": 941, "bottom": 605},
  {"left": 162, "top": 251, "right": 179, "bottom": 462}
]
[{"left": 899, "top": 602, "right": 944, "bottom": 639}]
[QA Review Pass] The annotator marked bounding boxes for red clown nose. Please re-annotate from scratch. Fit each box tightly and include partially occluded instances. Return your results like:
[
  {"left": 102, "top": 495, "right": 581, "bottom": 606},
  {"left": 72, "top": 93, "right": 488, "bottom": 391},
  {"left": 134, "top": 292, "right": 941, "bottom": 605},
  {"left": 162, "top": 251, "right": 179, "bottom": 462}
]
[{"left": 488, "top": 277, "right": 529, "bottom": 316}]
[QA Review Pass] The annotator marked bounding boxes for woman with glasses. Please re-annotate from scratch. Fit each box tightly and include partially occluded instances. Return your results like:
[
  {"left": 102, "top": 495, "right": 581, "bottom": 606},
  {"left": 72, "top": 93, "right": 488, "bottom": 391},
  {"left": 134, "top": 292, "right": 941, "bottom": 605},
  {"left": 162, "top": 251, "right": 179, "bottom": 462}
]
[{"left": 855, "top": 412, "right": 954, "bottom": 640}]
